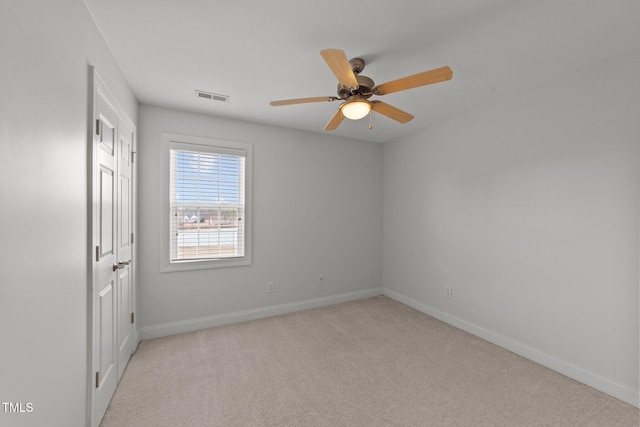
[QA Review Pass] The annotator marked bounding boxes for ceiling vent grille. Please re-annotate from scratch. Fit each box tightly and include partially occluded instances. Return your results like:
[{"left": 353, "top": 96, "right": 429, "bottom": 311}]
[{"left": 195, "top": 90, "right": 229, "bottom": 103}]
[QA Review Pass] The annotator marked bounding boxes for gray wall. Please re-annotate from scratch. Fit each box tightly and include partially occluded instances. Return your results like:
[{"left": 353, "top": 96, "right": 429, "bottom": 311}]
[
  {"left": 383, "top": 51, "right": 640, "bottom": 405},
  {"left": 136, "top": 105, "right": 383, "bottom": 336},
  {"left": 0, "top": 0, "right": 137, "bottom": 426}
]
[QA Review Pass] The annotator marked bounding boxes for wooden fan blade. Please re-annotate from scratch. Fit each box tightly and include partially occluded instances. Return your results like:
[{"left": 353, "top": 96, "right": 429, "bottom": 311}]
[
  {"left": 373, "top": 66, "right": 453, "bottom": 96},
  {"left": 371, "top": 101, "right": 414, "bottom": 123},
  {"left": 324, "top": 109, "right": 345, "bottom": 131},
  {"left": 270, "top": 96, "right": 338, "bottom": 106},
  {"left": 320, "top": 49, "right": 359, "bottom": 89}
]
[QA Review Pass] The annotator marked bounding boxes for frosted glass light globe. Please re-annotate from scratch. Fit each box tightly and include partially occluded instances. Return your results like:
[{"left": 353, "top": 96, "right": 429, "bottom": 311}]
[{"left": 341, "top": 100, "right": 372, "bottom": 120}]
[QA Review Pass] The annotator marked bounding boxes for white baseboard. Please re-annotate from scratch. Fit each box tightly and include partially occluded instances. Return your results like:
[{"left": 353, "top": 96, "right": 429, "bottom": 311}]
[
  {"left": 139, "top": 287, "right": 383, "bottom": 341},
  {"left": 383, "top": 288, "right": 639, "bottom": 408}
]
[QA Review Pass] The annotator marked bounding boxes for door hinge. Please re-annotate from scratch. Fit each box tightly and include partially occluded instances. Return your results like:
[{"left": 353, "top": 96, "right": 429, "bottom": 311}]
[
  {"left": 131, "top": 312, "right": 135, "bottom": 324},
  {"left": 95, "top": 371, "right": 100, "bottom": 388},
  {"left": 96, "top": 119, "right": 100, "bottom": 136},
  {"left": 131, "top": 151, "right": 136, "bottom": 164},
  {"left": 131, "top": 233, "right": 134, "bottom": 244},
  {"left": 95, "top": 246, "right": 100, "bottom": 262}
]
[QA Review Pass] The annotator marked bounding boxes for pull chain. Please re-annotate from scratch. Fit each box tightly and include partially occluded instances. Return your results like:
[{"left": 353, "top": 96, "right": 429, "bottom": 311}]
[{"left": 369, "top": 110, "right": 373, "bottom": 130}]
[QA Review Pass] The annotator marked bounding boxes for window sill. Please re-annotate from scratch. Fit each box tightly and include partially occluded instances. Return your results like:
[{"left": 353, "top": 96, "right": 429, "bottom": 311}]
[{"left": 161, "top": 257, "right": 252, "bottom": 273}]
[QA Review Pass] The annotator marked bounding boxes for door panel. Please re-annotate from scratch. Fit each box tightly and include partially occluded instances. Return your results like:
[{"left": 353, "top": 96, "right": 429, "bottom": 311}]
[
  {"left": 93, "top": 89, "right": 119, "bottom": 425},
  {"left": 99, "top": 166, "right": 114, "bottom": 257},
  {"left": 117, "top": 268, "right": 131, "bottom": 379},
  {"left": 99, "top": 113, "right": 115, "bottom": 153},
  {"left": 119, "top": 177, "right": 129, "bottom": 252},
  {"left": 116, "top": 121, "right": 134, "bottom": 380},
  {"left": 118, "top": 128, "right": 131, "bottom": 256},
  {"left": 98, "top": 282, "right": 115, "bottom": 383}
]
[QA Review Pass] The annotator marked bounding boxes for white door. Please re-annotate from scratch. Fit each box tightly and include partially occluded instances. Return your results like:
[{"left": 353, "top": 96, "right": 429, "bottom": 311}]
[
  {"left": 91, "top": 71, "right": 136, "bottom": 427},
  {"left": 93, "top": 86, "right": 119, "bottom": 426},
  {"left": 116, "top": 119, "right": 134, "bottom": 381}
]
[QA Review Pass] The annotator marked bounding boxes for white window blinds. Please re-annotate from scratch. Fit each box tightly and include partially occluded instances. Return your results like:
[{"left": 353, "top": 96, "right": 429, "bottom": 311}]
[{"left": 169, "top": 147, "right": 246, "bottom": 262}]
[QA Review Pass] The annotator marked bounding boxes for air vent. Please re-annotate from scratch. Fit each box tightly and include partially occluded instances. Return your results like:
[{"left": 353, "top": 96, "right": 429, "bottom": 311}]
[{"left": 195, "top": 90, "right": 229, "bottom": 103}]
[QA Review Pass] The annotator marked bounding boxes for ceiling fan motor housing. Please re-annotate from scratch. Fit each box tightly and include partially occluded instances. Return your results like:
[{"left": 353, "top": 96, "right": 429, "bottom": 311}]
[{"left": 337, "top": 74, "right": 375, "bottom": 99}]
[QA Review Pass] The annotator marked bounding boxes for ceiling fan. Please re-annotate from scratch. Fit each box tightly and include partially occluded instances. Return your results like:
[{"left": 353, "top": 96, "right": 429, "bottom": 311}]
[{"left": 270, "top": 49, "right": 453, "bottom": 131}]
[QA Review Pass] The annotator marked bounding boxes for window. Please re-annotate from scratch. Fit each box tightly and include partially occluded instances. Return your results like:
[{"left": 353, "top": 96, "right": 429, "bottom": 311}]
[{"left": 161, "top": 133, "right": 252, "bottom": 271}]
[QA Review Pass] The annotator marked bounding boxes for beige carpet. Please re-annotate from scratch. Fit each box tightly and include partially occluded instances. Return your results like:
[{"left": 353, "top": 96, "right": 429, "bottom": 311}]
[{"left": 101, "top": 296, "right": 639, "bottom": 426}]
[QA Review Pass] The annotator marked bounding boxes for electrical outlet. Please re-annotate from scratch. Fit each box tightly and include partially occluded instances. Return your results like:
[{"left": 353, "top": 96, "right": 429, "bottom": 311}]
[
  {"left": 266, "top": 282, "right": 275, "bottom": 294},
  {"left": 445, "top": 287, "right": 453, "bottom": 299},
  {"left": 317, "top": 275, "right": 325, "bottom": 285}
]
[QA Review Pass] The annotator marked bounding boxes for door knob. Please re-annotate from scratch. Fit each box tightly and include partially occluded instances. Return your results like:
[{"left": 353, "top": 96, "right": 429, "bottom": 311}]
[{"left": 112, "top": 260, "right": 132, "bottom": 271}]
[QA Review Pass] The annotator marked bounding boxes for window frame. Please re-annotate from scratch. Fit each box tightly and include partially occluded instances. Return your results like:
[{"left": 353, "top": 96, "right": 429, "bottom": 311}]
[{"left": 160, "top": 132, "right": 252, "bottom": 272}]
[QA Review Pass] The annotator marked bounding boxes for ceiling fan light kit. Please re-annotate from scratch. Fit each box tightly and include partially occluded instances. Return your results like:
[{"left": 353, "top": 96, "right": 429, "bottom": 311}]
[
  {"left": 270, "top": 48, "right": 452, "bottom": 131},
  {"left": 341, "top": 98, "right": 372, "bottom": 120}
]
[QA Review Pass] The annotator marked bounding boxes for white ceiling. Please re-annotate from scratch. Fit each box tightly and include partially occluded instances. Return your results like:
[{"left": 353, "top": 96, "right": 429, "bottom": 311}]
[{"left": 83, "top": 0, "right": 640, "bottom": 143}]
